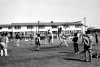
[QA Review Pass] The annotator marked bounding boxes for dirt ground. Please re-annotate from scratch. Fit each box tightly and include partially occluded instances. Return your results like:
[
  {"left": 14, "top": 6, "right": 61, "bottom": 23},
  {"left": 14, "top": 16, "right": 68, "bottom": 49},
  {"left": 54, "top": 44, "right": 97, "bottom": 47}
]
[{"left": 0, "top": 40, "right": 100, "bottom": 67}]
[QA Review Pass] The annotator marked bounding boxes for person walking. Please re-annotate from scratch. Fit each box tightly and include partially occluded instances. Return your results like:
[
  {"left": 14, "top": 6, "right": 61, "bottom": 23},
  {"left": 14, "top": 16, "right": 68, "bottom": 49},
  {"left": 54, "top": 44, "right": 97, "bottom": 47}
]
[{"left": 72, "top": 33, "right": 79, "bottom": 54}]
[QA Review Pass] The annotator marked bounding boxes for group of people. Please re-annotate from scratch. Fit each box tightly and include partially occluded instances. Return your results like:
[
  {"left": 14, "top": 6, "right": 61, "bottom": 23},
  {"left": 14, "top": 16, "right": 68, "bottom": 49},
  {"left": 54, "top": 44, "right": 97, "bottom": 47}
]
[
  {"left": 72, "top": 31, "right": 98, "bottom": 62},
  {"left": 34, "top": 30, "right": 53, "bottom": 50},
  {"left": 0, "top": 30, "right": 98, "bottom": 62},
  {"left": 0, "top": 34, "right": 9, "bottom": 56}
]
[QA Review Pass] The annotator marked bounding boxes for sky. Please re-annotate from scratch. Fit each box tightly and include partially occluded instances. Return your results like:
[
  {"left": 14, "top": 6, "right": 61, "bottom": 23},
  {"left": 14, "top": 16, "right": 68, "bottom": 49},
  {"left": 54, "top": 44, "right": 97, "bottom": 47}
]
[{"left": 0, "top": 0, "right": 100, "bottom": 28}]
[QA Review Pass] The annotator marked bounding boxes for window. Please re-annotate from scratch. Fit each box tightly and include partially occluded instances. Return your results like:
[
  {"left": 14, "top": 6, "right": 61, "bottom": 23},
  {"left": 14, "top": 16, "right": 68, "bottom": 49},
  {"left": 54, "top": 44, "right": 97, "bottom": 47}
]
[
  {"left": 38, "top": 25, "right": 45, "bottom": 29},
  {"left": 8, "top": 26, "right": 12, "bottom": 29},
  {"left": 75, "top": 25, "right": 81, "bottom": 28},
  {"left": 14, "top": 26, "right": 21, "bottom": 29},
  {"left": 52, "top": 25, "right": 57, "bottom": 28},
  {"left": 63, "top": 25, "right": 69, "bottom": 28},
  {"left": 52, "top": 31, "right": 57, "bottom": 34},
  {"left": 0, "top": 27, "right": 2, "bottom": 29},
  {"left": 27, "top": 25, "right": 33, "bottom": 29}
]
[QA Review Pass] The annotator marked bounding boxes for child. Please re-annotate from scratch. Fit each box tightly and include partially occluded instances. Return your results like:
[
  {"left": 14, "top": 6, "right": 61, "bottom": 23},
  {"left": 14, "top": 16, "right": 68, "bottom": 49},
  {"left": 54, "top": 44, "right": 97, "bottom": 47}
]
[
  {"left": 0, "top": 35, "right": 9, "bottom": 56},
  {"left": 72, "top": 33, "right": 79, "bottom": 54},
  {"left": 35, "top": 34, "right": 40, "bottom": 50}
]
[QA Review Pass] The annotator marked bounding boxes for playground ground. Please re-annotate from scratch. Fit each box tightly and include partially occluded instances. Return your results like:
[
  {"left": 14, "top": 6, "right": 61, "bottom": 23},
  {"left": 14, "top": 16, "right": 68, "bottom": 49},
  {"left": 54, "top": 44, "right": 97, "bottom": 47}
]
[{"left": 0, "top": 39, "right": 100, "bottom": 67}]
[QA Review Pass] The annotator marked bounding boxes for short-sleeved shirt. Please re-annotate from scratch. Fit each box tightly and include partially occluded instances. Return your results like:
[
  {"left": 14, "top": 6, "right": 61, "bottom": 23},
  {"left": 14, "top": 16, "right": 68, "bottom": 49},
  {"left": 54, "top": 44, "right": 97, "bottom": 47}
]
[{"left": 72, "top": 36, "right": 78, "bottom": 43}]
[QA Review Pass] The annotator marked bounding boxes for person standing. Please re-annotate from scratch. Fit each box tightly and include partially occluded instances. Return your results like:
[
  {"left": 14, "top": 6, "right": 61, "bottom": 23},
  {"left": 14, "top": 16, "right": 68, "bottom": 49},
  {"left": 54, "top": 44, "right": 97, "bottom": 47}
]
[
  {"left": 47, "top": 30, "right": 52, "bottom": 45},
  {"left": 82, "top": 34, "right": 92, "bottom": 62},
  {"left": 72, "top": 33, "right": 79, "bottom": 54},
  {"left": 35, "top": 34, "right": 40, "bottom": 50},
  {"left": 48, "top": 35, "right": 52, "bottom": 45},
  {"left": 95, "top": 32, "right": 98, "bottom": 44},
  {"left": 59, "top": 33, "right": 68, "bottom": 47},
  {"left": 4, "top": 35, "right": 9, "bottom": 56},
  {"left": 0, "top": 35, "right": 4, "bottom": 56},
  {"left": 0, "top": 34, "right": 9, "bottom": 56}
]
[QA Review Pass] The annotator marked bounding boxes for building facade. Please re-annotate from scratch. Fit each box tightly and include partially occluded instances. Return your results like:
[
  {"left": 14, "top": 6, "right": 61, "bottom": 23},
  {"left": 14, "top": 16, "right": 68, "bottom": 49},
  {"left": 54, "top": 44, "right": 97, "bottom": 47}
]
[{"left": 0, "top": 21, "right": 84, "bottom": 39}]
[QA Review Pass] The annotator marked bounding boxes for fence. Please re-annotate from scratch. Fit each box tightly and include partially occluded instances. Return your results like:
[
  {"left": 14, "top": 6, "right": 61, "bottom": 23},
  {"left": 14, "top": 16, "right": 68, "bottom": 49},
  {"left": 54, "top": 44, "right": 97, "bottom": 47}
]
[{"left": 91, "top": 45, "right": 100, "bottom": 59}]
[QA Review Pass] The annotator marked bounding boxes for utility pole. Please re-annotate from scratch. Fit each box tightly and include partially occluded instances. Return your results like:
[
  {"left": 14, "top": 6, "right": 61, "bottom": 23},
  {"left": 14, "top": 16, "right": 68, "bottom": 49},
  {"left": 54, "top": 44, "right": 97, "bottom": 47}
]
[
  {"left": 38, "top": 20, "right": 40, "bottom": 33},
  {"left": 50, "top": 21, "right": 53, "bottom": 44},
  {"left": 84, "top": 17, "right": 86, "bottom": 32},
  {"left": 82, "top": 17, "right": 87, "bottom": 34}
]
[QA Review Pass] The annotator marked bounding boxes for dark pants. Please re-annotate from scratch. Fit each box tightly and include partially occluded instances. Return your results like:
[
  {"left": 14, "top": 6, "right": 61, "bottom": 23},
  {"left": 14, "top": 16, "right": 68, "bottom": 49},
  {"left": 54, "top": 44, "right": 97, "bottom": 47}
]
[
  {"left": 0, "top": 43, "right": 5, "bottom": 56},
  {"left": 84, "top": 45, "right": 91, "bottom": 61},
  {"left": 73, "top": 42, "right": 79, "bottom": 53},
  {"left": 35, "top": 42, "right": 40, "bottom": 50},
  {"left": 96, "top": 38, "right": 98, "bottom": 44},
  {"left": 0, "top": 44, "right": 4, "bottom": 50}
]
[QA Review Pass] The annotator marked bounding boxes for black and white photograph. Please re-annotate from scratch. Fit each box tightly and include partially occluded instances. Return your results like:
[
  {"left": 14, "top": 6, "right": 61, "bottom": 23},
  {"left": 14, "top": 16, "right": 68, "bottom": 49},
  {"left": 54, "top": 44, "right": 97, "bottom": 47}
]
[{"left": 0, "top": 0, "right": 100, "bottom": 67}]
